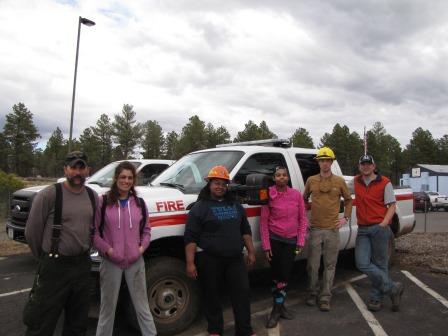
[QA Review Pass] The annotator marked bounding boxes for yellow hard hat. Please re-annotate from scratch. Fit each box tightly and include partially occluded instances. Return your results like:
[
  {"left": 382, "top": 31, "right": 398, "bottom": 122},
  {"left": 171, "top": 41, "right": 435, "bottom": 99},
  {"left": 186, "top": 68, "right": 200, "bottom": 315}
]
[
  {"left": 315, "top": 147, "right": 336, "bottom": 160},
  {"left": 205, "top": 165, "right": 230, "bottom": 181}
]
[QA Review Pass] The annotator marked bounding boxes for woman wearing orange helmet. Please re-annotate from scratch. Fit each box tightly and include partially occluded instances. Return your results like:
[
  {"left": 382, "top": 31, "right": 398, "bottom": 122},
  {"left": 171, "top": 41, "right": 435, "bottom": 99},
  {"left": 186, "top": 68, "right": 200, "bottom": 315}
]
[{"left": 184, "top": 165, "right": 257, "bottom": 336}]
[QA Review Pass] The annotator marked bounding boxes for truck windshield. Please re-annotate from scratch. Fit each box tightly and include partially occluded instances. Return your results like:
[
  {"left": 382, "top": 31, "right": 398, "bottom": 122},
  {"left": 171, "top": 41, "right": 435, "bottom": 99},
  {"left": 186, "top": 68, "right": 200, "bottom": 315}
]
[
  {"left": 152, "top": 151, "right": 244, "bottom": 193},
  {"left": 88, "top": 161, "right": 142, "bottom": 187}
]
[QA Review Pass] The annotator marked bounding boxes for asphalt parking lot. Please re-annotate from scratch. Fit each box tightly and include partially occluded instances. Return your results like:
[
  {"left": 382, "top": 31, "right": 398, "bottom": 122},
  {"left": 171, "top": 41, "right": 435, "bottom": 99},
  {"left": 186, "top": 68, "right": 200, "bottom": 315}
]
[{"left": 1, "top": 211, "right": 447, "bottom": 336}]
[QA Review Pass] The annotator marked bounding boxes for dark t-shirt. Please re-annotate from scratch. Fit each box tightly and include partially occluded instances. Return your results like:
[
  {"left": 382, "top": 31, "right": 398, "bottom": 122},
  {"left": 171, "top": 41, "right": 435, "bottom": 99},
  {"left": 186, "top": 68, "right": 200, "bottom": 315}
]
[{"left": 184, "top": 199, "right": 252, "bottom": 257}]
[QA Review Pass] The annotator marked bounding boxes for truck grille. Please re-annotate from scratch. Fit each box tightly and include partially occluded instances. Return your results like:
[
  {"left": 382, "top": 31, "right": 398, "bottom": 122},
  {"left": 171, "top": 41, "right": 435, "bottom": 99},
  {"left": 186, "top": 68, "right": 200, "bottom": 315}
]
[{"left": 10, "top": 192, "right": 35, "bottom": 228}]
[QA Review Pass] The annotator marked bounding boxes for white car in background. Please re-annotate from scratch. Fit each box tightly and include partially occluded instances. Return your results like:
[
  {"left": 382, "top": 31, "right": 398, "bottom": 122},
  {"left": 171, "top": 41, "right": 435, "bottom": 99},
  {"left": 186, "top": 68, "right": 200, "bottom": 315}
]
[{"left": 426, "top": 191, "right": 448, "bottom": 211}]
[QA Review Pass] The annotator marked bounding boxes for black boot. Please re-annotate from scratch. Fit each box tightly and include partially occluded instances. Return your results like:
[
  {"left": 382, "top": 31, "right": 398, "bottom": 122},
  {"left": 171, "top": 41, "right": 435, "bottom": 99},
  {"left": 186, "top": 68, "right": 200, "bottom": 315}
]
[
  {"left": 280, "top": 303, "right": 294, "bottom": 320},
  {"left": 266, "top": 303, "right": 282, "bottom": 328}
]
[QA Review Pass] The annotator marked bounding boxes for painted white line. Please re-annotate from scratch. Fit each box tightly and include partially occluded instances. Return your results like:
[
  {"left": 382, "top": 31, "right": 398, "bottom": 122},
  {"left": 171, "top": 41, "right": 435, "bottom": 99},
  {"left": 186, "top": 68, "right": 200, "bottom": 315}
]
[
  {"left": 0, "top": 288, "right": 31, "bottom": 298},
  {"left": 345, "top": 283, "right": 388, "bottom": 336},
  {"left": 401, "top": 270, "right": 448, "bottom": 309},
  {"left": 267, "top": 324, "right": 280, "bottom": 336}
]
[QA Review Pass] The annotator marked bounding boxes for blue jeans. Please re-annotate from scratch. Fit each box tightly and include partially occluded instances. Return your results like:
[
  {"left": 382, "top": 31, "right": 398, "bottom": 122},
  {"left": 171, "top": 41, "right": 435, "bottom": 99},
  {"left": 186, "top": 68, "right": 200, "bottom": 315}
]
[{"left": 355, "top": 225, "right": 394, "bottom": 301}]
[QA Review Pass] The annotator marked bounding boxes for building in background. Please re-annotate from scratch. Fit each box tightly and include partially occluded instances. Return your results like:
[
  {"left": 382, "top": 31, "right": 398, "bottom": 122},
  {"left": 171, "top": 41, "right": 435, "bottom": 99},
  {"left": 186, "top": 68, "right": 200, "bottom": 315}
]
[{"left": 401, "top": 165, "right": 448, "bottom": 194}]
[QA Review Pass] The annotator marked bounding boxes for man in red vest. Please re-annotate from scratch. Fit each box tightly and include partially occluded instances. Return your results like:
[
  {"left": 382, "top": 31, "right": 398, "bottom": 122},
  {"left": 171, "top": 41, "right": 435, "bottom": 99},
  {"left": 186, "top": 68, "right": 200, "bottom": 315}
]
[{"left": 354, "top": 154, "right": 404, "bottom": 312}]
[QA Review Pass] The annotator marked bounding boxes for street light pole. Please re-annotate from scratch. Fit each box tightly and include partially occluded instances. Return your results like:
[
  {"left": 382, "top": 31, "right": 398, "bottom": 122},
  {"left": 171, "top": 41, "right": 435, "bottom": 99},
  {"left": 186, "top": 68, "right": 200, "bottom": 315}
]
[{"left": 68, "top": 16, "right": 95, "bottom": 152}]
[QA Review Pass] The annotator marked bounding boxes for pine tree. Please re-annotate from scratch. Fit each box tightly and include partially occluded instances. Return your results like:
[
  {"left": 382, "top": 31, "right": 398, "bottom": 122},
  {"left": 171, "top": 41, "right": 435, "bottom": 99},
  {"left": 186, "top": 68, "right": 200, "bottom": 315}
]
[
  {"left": 320, "top": 124, "right": 363, "bottom": 175},
  {"left": 92, "top": 114, "right": 113, "bottom": 167},
  {"left": 43, "top": 127, "right": 66, "bottom": 177},
  {"left": 3, "top": 103, "right": 40, "bottom": 176},
  {"left": 141, "top": 120, "right": 164, "bottom": 159},
  {"left": 112, "top": 104, "right": 142, "bottom": 159},
  {"left": 290, "top": 128, "right": 314, "bottom": 148}
]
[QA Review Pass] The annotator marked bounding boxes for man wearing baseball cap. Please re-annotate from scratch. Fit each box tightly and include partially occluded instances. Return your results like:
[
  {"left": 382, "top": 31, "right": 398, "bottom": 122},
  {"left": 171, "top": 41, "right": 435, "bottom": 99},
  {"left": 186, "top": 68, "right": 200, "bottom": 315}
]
[
  {"left": 24, "top": 151, "right": 97, "bottom": 335},
  {"left": 354, "top": 153, "right": 404, "bottom": 313}
]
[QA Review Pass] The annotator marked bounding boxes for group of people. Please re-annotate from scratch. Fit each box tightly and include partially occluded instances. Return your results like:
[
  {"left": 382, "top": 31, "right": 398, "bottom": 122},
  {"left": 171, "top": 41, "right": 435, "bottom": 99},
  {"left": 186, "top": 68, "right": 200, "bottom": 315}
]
[
  {"left": 184, "top": 147, "right": 404, "bottom": 335},
  {"left": 22, "top": 146, "right": 404, "bottom": 336}
]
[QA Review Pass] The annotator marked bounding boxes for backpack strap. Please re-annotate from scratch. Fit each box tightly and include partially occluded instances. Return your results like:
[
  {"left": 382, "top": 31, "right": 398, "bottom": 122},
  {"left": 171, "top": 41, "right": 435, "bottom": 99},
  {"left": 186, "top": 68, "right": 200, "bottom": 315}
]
[
  {"left": 139, "top": 197, "right": 147, "bottom": 236},
  {"left": 99, "top": 194, "right": 108, "bottom": 238},
  {"left": 86, "top": 186, "right": 96, "bottom": 237},
  {"left": 49, "top": 183, "right": 63, "bottom": 258}
]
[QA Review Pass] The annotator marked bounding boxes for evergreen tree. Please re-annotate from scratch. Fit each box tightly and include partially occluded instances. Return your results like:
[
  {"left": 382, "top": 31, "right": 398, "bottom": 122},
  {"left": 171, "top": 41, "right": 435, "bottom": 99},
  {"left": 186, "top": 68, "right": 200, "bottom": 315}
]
[
  {"left": 403, "top": 127, "right": 438, "bottom": 167},
  {"left": 437, "top": 135, "right": 448, "bottom": 165},
  {"left": 175, "top": 115, "right": 207, "bottom": 157},
  {"left": 234, "top": 120, "right": 277, "bottom": 142},
  {"left": 205, "top": 123, "right": 231, "bottom": 148},
  {"left": 0, "top": 132, "right": 9, "bottom": 172},
  {"left": 366, "top": 122, "right": 402, "bottom": 184},
  {"left": 112, "top": 104, "right": 142, "bottom": 160},
  {"left": 141, "top": 120, "right": 164, "bottom": 159},
  {"left": 3, "top": 103, "right": 40, "bottom": 176},
  {"left": 164, "top": 131, "right": 179, "bottom": 159},
  {"left": 290, "top": 128, "right": 314, "bottom": 148},
  {"left": 42, "top": 127, "right": 66, "bottom": 177},
  {"left": 320, "top": 124, "right": 363, "bottom": 175},
  {"left": 79, "top": 127, "right": 102, "bottom": 172},
  {"left": 92, "top": 114, "right": 113, "bottom": 167}
]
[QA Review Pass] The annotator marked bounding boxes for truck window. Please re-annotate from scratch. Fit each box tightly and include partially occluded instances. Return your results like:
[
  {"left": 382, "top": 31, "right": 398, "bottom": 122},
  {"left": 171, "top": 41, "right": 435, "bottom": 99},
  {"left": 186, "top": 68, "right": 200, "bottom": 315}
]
[
  {"left": 234, "top": 153, "right": 289, "bottom": 186},
  {"left": 295, "top": 154, "right": 320, "bottom": 184},
  {"left": 137, "top": 164, "right": 170, "bottom": 186},
  {"left": 152, "top": 151, "right": 244, "bottom": 193}
]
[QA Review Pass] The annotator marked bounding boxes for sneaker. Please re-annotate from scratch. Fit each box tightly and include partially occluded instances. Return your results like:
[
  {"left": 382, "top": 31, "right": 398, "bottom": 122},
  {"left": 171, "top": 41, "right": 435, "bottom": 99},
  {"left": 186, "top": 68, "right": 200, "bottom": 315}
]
[
  {"left": 390, "top": 282, "right": 404, "bottom": 312},
  {"left": 367, "top": 299, "right": 383, "bottom": 312},
  {"left": 305, "top": 293, "right": 317, "bottom": 306},
  {"left": 318, "top": 301, "right": 330, "bottom": 312}
]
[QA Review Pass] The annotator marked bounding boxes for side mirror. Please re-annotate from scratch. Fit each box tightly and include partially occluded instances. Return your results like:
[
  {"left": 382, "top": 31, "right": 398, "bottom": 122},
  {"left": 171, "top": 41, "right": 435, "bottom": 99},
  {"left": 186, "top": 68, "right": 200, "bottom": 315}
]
[{"left": 229, "top": 173, "right": 270, "bottom": 205}]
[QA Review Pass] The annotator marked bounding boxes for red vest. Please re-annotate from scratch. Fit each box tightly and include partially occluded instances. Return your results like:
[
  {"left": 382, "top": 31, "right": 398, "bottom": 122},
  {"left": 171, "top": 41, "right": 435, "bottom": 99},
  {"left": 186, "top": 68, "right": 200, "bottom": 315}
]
[{"left": 354, "top": 174, "right": 390, "bottom": 225}]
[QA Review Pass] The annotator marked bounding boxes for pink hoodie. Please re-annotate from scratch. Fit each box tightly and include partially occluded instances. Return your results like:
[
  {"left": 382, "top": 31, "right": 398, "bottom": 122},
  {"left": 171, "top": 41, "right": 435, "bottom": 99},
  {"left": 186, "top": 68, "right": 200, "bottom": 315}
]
[
  {"left": 92, "top": 195, "right": 151, "bottom": 269},
  {"left": 260, "top": 186, "right": 308, "bottom": 251}
]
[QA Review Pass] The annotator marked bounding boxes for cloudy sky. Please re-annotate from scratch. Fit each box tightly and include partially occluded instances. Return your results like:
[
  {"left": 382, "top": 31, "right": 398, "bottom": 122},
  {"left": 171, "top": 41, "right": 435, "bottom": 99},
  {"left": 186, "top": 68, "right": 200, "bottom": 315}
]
[{"left": 1, "top": 0, "right": 447, "bottom": 148}]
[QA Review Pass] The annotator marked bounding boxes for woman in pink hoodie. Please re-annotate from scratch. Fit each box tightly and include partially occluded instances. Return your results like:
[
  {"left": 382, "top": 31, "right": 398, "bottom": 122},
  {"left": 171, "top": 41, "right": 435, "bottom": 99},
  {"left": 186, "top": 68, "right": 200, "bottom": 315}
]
[
  {"left": 260, "top": 166, "right": 308, "bottom": 329},
  {"left": 93, "top": 161, "right": 157, "bottom": 336}
]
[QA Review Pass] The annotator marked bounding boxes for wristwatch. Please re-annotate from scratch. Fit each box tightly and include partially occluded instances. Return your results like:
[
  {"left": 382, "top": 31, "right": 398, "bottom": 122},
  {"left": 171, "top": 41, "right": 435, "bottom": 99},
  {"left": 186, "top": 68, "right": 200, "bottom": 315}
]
[{"left": 344, "top": 216, "right": 350, "bottom": 221}]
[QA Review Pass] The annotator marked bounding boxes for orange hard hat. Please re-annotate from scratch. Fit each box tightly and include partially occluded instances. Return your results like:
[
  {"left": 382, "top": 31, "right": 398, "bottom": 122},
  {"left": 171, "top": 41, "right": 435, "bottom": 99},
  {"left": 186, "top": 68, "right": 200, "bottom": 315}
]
[{"left": 205, "top": 165, "right": 230, "bottom": 181}]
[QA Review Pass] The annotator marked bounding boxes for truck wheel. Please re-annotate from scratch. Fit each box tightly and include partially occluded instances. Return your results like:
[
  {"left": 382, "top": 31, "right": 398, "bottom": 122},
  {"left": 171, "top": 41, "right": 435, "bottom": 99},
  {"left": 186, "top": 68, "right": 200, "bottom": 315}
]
[{"left": 124, "top": 256, "right": 200, "bottom": 336}]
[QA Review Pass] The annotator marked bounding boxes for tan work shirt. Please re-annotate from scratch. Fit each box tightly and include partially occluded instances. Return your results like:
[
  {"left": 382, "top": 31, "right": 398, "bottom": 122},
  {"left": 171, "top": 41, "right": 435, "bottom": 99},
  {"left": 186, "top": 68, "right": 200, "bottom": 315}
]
[{"left": 303, "top": 174, "right": 353, "bottom": 229}]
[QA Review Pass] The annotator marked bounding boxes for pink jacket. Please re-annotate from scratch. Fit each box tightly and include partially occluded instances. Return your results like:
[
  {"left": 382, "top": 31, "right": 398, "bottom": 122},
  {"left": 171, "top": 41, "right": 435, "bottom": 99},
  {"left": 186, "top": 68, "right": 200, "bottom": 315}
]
[
  {"left": 92, "top": 195, "right": 151, "bottom": 269},
  {"left": 260, "top": 186, "right": 308, "bottom": 251}
]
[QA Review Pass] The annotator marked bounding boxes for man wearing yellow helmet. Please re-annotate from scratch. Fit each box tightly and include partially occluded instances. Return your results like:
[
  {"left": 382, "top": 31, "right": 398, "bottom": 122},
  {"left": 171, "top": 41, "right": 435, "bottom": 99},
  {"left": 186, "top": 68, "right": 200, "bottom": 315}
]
[{"left": 303, "top": 147, "right": 353, "bottom": 311}]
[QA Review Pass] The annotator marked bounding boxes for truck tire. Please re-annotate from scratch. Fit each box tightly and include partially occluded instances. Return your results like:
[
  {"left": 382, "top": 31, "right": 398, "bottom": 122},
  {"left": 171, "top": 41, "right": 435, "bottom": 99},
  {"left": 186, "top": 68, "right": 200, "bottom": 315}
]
[{"left": 124, "top": 256, "right": 200, "bottom": 336}]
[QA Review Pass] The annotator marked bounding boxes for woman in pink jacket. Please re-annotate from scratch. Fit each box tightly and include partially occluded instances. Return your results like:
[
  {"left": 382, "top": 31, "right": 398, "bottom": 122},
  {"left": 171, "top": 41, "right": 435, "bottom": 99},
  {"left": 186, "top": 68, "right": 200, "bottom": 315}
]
[
  {"left": 260, "top": 166, "right": 308, "bottom": 328},
  {"left": 93, "top": 161, "right": 157, "bottom": 336}
]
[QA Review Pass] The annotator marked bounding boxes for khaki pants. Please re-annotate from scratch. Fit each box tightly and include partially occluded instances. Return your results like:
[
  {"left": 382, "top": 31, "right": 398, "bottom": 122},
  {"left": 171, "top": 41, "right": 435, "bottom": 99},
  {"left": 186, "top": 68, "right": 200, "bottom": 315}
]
[{"left": 306, "top": 228, "right": 340, "bottom": 303}]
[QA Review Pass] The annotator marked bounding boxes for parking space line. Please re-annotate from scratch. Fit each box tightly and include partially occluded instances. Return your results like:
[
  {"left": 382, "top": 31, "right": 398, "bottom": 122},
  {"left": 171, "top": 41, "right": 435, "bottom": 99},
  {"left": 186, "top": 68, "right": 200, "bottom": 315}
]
[
  {"left": 345, "top": 283, "right": 388, "bottom": 336},
  {"left": 401, "top": 270, "right": 448, "bottom": 309},
  {"left": 0, "top": 288, "right": 31, "bottom": 298}
]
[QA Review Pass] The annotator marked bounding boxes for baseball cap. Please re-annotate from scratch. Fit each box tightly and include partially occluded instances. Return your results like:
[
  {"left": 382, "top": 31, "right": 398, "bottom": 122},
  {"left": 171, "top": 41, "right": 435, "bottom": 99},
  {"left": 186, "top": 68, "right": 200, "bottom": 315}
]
[
  {"left": 359, "top": 154, "right": 375, "bottom": 164},
  {"left": 65, "top": 151, "right": 88, "bottom": 167}
]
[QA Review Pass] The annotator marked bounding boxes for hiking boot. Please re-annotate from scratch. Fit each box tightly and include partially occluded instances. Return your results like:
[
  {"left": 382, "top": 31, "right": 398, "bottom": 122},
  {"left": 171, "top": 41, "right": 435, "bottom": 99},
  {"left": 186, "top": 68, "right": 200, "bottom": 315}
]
[
  {"left": 367, "top": 299, "right": 383, "bottom": 312},
  {"left": 390, "top": 282, "right": 404, "bottom": 312},
  {"left": 318, "top": 300, "right": 330, "bottom": 312},
  {"left": 305, "top": 293, "right": 317, "bottom": 306},
  {"left": 279, "top": 303, "right": 294, "bottom": 320},
  {"left": 266, "top": 303, "right": 282, "bottom": 328}
]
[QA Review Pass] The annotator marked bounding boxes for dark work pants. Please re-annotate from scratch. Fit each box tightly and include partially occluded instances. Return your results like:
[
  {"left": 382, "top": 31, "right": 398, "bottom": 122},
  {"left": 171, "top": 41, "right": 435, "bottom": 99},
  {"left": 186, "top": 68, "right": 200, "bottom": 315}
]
[
  {"left": 197, "top": 253, "right": 253, "bottom": 336},
  {"left": 23, "top": 253, "right": 91, "bottom": 336},
  {"left": 269, "top": 239, "right": 296, "bottom": 303}
]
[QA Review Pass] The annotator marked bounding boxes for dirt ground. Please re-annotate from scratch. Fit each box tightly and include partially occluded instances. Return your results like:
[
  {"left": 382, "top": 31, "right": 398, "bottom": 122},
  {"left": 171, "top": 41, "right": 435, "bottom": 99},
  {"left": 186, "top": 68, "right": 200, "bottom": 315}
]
[{"left": 394, "top": 232, "right": 448, "bottom": 274}]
